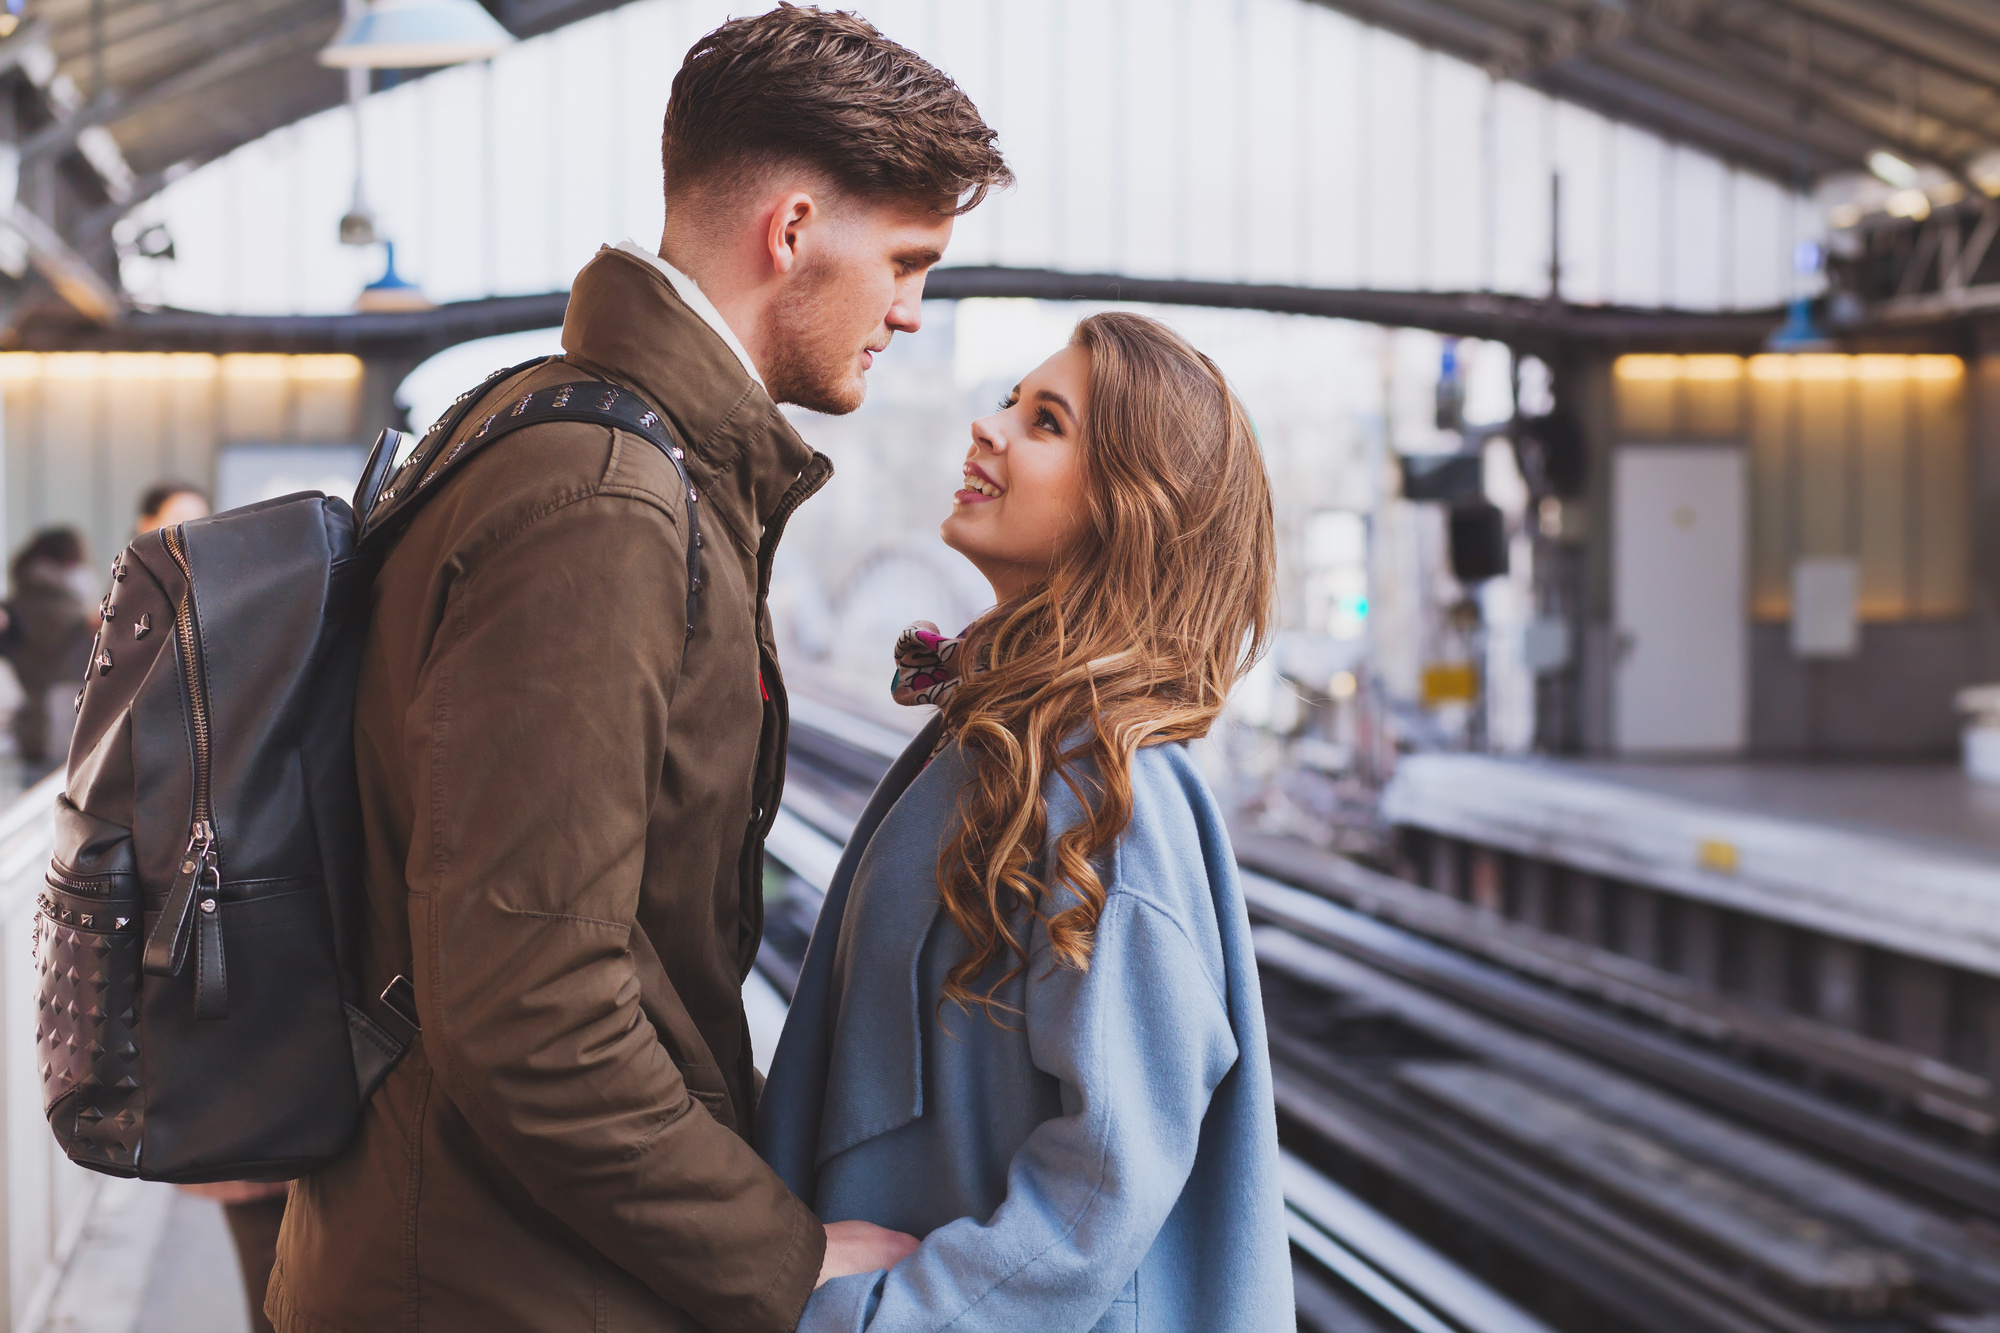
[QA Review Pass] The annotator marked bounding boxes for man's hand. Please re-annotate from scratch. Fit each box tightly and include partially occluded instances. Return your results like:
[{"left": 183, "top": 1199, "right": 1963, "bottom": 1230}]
[{"left": 816, "top": 1219, "right": 920, "bottom": 1288}]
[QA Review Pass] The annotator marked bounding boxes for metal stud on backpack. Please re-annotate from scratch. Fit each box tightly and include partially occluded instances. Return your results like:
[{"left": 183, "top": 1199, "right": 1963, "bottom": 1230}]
[{"left": 36, "top": 356, "right": 705, "bottom": 1181}]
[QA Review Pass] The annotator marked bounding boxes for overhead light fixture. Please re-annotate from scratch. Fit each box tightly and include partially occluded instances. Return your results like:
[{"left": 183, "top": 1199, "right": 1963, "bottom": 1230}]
[
  {"left": 1885, "top": 188, "right": 1931, "bottom": 221},
  {"left": 354, "top": 242, "right": 432, "bottom": 312},
  {"left": 1867, "top": 150, "right": 1919, "bottom": 190},
  {"left": 319, "top": 0, "right": 513, "bottom": 70}
]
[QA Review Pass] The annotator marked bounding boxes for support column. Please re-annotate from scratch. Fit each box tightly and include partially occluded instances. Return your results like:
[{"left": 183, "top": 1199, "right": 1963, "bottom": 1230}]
[
  {"left": 1966, "top": 319, "right": 2000, "bottom": 684},
  {"left": 358, "top": 354, "right": 423, "bottom": 442}
]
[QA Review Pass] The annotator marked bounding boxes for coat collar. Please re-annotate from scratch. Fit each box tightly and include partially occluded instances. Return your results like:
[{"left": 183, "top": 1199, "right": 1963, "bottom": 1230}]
[{"left": 561, "top": 245, "right": 831, "bottom": 557}]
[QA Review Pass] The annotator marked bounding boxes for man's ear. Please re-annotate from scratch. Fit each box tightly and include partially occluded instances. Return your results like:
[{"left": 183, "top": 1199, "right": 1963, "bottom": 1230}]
[{"left": 765, "top": 191, "right": 817, "bottom": 278}]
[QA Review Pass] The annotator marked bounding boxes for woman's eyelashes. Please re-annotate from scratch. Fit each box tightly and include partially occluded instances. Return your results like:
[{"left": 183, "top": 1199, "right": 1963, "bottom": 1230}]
[{"left": 997, "top": 390, "right": 1064, "bottom": 437}]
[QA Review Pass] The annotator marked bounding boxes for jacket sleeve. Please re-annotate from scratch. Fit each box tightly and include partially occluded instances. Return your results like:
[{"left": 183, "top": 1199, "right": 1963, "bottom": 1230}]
[
  {"left": 403, "top": 488, "right": 823, "bottom": 1333},
  {"left": 799, "top": 886, "right": 1241, "bottom": 1332}
]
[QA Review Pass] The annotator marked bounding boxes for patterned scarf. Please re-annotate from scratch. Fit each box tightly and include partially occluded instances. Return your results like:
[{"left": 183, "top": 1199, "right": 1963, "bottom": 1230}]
[{"left": 891, "top": 621, "right": 966, "bottom": 708}]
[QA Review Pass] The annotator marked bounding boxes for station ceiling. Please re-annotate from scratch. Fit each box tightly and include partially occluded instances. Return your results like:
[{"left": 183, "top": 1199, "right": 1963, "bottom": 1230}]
[
  {"left": 10, "top": 0, "right": 2000, "bottom": 351},
  {"left": 22, "top": 0, "right": 618, "bottom": 182},
  {"left": 29, "top": 0, "right": 2000, "bottom": 209},
  {"left": 1310, "top": 0, "right": 2000, "bottom": 186}
]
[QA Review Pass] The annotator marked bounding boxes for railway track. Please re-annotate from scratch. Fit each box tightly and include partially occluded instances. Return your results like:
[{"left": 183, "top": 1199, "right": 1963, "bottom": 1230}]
[{"left": 769, "top": 697, "right": 2000, "bottom": 1333}]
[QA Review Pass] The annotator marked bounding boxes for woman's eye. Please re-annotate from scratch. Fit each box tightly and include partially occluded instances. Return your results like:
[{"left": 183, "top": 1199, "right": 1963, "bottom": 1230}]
[{"left": 1037, "top": 409, "right": 1061, "bottom": 433}]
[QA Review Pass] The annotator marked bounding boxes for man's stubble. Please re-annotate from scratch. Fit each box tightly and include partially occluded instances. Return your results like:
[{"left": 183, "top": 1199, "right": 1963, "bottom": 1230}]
[{"left": 759, "top": 255, "right": 877, "bottom": 416}]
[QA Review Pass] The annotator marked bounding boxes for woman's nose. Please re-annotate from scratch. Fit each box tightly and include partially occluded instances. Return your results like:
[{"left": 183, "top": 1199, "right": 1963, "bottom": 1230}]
[{"left": 970, "top": 415, "right": 1006, "bottom": 454}]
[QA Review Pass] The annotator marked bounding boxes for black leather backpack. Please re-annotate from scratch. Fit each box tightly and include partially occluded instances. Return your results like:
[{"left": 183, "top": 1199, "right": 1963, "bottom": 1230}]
[{"left": 38, "top": 357, "right": 704, "bottom": 1181}]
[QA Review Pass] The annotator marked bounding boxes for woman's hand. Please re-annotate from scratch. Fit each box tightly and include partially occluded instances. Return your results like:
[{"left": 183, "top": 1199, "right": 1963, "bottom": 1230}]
[{"left": 817, "top": 1219, "right": 920, "bottom": 1287}]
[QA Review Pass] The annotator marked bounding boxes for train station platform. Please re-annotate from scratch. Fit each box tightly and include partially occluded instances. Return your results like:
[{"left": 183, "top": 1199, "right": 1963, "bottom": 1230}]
[
  {"left": 1363, "top": 753, "right": 2000, "bottom": 1140},
  {"left": 1381, "top": 754, "right": 2000, "bottom": 977}
]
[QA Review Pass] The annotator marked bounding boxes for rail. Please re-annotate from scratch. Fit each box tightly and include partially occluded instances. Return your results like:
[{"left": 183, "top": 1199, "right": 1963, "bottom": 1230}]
[{"left": 0, "top": 771, "right": 101, "bottom": 1332}]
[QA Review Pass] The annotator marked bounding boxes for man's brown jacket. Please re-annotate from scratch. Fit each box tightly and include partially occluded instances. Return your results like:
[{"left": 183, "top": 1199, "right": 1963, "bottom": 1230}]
[{"left": 267, "top": 246, "right": 831, "bottom": 1332}]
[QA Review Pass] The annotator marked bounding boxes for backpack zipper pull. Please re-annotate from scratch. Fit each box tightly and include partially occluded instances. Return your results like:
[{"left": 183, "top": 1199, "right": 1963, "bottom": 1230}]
[{"left": 143, "top": 820, "right": 215, "bottom": 979}]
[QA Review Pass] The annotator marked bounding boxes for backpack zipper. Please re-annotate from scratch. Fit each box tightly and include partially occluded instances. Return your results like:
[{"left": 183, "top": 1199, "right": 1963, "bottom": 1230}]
[
  {"left": 149, "top": 524, "right": 219, "bottom": 979},
  {"left": 160, "top": 525, "right": 213, "bottom": 836}
]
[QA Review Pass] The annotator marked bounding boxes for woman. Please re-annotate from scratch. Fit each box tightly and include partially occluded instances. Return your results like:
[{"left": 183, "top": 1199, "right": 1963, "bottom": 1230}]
[
  {"left": 759, "top": 313, "right": 1291, "bottom": 1331},
  {"left": 3, "top": 527, "right": 97, "bottom": 774}
]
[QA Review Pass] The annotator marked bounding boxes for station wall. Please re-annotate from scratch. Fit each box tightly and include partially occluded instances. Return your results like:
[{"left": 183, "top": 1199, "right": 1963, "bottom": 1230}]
[
  {"left": 0, "top": 354, "right": 363, "bottom": 572},
  {"left": 117, "top": 0, "right": 1818, "bottom": 318},
  {"left": 1607, "top": 353, "right": 1976, "bottom": 757}
]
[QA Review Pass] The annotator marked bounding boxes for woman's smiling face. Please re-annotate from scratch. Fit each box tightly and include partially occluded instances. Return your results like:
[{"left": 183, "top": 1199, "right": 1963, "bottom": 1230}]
[{"left": 941, "top": 344, "right": 1092, "bottom": 603}]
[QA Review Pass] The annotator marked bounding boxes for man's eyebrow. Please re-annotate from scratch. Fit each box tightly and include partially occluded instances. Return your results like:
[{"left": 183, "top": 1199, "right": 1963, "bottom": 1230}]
[
  {"left": 1034, "top": 389, "right": 1077, "bottom": 423},
  {"left": 900, "top": 247, "right": 945, "bottom": 267}
]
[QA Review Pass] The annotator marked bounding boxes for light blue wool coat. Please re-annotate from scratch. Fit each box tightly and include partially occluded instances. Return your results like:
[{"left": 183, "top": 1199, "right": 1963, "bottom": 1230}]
[{"left": 757, "top": 716, "right": 1294, "bottom": 1332}]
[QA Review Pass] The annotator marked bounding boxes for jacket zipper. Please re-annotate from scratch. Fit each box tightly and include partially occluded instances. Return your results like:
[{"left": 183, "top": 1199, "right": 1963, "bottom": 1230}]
[{"left": 160, "top": 525, "right": 219, "bottom": 938}]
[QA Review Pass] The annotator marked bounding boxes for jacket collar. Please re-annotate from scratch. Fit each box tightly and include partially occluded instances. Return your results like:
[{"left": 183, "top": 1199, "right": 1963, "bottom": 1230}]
[
  {"left": 561, "top": 245, "right": 831, "bottom": 555},
  {"left": 611, "top": 240, "right": 763, "bottom": 389}
]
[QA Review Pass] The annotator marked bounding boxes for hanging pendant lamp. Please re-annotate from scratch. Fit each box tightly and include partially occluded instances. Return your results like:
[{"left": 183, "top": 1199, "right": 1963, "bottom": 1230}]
[{"left": 319, "top": 0, "right": 513, "bottom": 70}]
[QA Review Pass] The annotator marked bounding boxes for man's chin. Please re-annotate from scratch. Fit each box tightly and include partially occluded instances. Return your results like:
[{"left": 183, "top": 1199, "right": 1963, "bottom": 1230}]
[{"left": 774, "top": 372, "right": 867, "bottom": 417}]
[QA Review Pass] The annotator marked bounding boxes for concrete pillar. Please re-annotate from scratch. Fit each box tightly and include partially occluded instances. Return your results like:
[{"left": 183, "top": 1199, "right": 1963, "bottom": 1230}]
[
  {"left": 1965, "top": 319, "right": 2000, "bottom": 684},
  {"left": 358, "top": 354, "right": 423, "bottom": 442}
]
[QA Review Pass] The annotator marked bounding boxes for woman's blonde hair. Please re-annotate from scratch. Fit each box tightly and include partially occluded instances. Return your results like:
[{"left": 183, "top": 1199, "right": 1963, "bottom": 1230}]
[{"left": 936, "top": 311, "right": 1275, "bottom": 1019}]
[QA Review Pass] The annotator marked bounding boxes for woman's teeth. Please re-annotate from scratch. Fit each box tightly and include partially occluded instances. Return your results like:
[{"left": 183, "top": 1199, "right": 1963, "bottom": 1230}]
[{"left": 962, "top": 471, "right": 1002, "bottom": 498}]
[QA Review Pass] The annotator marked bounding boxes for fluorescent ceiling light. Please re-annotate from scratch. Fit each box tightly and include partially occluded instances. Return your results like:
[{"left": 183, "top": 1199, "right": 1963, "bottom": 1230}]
[
  {"left": 319, "top": 0, "right": 513, "bottom": 70},
  {"left": 1885, "top": 188, "right": 1931, "bottom": 220},
  {"left": 1867, "top": 150, "right": 1919, "bottom": 189}
]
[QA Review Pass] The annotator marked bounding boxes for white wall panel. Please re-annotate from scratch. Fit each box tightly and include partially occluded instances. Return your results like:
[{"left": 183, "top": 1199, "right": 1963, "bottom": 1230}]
[
  {"left": 1552, "top": 101, "right": 1606, "bottom": 305},
  {"left": 1245, "top": 0, "right": 1304, "bottom": 284},
  {"left": 1057, "top": 0, "right": 1118, "bottom": 275},
  {"left": 1426, "top": 56, "right": 1486, "bottom": 295},
  {"left": 1608, "top": 122, "right": 1665, "bottom": 308},
  {"left": 1672, "top": 148, "right": 1727, "bottom": 311},
  {"left": 1490, "top": 81, "right": 1550, "bottom": 298},
  {"left": 124, "top": 0, "right": 1815, "bottom": 317},
  {"left": 1183, "top": 0, "right": 1241, "bottom": 279}
]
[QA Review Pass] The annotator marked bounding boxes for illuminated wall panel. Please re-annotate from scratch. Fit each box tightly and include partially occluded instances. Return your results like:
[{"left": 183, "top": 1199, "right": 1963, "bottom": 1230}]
[
  {"left": 1613, "top": 353, "right": 1968, "bottom": 624},
  {"left": 0, "top": 354, "right": 362, "bottom": 569}
]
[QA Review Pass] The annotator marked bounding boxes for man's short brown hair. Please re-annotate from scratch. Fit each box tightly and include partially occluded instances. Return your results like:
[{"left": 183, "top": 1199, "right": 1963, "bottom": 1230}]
[{"left": 662, "top": 5, "right": 1011, "bottom": 216}]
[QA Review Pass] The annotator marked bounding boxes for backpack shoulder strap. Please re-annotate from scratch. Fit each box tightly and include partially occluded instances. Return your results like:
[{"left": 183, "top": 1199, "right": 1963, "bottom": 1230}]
[
  {"left": 354, "top": 354, "right": 555, "bottom": 519},
  {"left": 359, "top": 378, "right": 705, "bottom": 638}
]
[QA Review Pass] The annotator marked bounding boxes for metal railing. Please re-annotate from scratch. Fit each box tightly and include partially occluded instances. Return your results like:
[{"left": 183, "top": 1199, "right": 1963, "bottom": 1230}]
[{"left": 0, "top": 771, "right": 101, "bottom": 1331}]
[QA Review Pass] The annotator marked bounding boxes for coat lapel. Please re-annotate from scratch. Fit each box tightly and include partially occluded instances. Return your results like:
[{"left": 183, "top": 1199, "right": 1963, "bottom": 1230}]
[{"left": 757, "top": 715, "right": 944, "bottom": 1199}]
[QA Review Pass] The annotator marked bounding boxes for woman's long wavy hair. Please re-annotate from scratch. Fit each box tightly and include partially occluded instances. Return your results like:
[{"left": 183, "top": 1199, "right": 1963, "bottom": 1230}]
[{"left": 936, "top": 312, "right": 1275, "bottom": 1019}]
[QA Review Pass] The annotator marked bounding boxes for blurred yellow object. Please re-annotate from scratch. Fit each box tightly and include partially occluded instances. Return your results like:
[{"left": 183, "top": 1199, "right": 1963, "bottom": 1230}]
[
  {"left": 1698, "top": 839, "right": 1739, "bottom": 874},
  {"left": 1420, "top": 663, "right": 1476, "bottom": 706}
]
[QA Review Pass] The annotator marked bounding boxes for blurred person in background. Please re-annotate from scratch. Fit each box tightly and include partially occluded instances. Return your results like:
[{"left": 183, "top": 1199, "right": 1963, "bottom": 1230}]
[
  {"left": 136, "top": 480, "right": 211, "bottom": 535},
  {"left": 141, "top": 470, "right": 285, "bottom": 1333},
  {"left": 3, "top": 527, "right": 95, "bottom": 775}
]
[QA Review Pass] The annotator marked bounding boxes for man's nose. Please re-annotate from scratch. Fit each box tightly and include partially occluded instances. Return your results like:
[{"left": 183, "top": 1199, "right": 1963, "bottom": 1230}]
[{"left": 888, "top": 271, "right": 928, "bottom": 333}]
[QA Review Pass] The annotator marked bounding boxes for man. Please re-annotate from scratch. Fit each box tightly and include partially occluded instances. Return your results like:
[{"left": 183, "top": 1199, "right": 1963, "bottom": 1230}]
[
  {"left": 134, "top": 481, "right": 210, "bottom": 535},
  {"left": 266, "top": 9, "right": 1009, "bottom": 1331}
]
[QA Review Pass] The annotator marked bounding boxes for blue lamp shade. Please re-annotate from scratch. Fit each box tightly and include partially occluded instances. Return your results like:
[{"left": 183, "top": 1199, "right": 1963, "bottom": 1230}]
[
  {"left": 355, "top": 242, "right": 434, "bottom": 312},
  {"left": 319, "top": 0, "right": 513, "bottom": 70}
]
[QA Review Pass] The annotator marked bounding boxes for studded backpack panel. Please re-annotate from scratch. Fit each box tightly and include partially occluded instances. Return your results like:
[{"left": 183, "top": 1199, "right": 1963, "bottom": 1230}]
[{"left": 38, "top": 358, "right": 703, "bottom": 1182}]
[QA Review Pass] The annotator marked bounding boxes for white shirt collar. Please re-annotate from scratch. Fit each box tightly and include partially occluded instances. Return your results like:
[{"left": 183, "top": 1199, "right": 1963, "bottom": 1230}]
[{"left": 613, "top": 239, "right": 764, "bottom": 389}]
